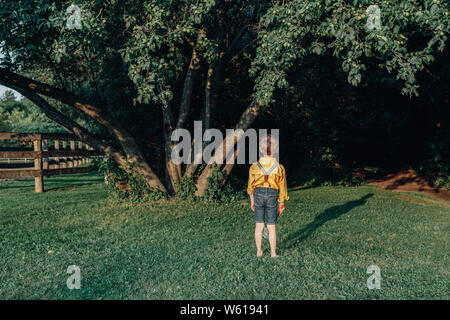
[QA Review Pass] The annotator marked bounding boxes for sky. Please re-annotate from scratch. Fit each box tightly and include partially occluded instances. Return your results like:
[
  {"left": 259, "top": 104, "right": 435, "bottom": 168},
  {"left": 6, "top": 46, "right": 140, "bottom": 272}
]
[
  {"left": 0, "top": 85, "right": 21, "bottom": 100},
  {"left": 0, "top": 52, "right": 23, "bottom": 100}
]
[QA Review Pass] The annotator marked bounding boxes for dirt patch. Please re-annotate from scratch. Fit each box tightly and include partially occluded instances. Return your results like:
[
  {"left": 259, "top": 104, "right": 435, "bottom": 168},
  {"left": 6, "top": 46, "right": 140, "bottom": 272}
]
[
  {"left": 393, "top": 192, "right": 450, "bottom": 208},
  {"left": 367, "top": 169, "right": 450, "bottom": 202}
]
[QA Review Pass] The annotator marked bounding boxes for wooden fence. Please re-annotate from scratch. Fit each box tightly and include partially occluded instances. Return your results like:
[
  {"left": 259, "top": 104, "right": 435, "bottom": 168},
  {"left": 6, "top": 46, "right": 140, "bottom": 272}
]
[{"left": 0, "top": 132, "right": 103, "bottom": 192}]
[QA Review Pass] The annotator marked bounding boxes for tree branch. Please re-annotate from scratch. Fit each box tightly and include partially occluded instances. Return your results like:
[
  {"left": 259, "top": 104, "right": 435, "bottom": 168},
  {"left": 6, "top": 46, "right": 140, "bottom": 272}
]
[
  {"left": 176, "top": 47, "right": 201, "bottom": 129},
  {"left": 0, "top": 67, "right": 167, "bottom": 192}
]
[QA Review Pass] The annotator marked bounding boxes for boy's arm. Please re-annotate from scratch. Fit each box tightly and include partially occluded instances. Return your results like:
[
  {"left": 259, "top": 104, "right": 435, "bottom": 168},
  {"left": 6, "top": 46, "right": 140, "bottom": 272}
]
[
  {"left": 277, "top": 166, "right": 287, "bottom": 216},
  {"left": 247, "top": 165, "right": 255, "bottom": 196},
  {"left": 278, "top": 165, "right": 289, "bottom": 203},
  {"left": 247, "top": 165, "right": 255, "bottom": 211}
]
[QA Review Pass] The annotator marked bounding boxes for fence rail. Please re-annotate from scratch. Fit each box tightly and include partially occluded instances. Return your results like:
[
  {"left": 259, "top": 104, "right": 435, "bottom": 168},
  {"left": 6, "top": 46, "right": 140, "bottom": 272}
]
[{"left": 0, "top": 132, "right": 103, "bottom": 192}]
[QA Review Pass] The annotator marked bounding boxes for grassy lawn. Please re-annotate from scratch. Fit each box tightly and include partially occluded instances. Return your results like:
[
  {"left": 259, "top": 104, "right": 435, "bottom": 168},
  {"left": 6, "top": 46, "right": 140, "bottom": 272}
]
[{"left": 0, "top": 173, "right": 449, "bottom": 299}]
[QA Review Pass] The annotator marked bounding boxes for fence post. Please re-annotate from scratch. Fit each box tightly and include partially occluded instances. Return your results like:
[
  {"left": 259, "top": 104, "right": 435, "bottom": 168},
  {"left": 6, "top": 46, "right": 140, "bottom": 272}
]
[
  {"left": 61, "top": 141, "right": 67, "bottom": 168},
  {"left": 34, "top": 136, "right": 43, "bottom": 193},
  {"left": 43, "top": 139, "right": 49, "bottom": 177},
  {"left": 78, "top": 141, "right": 83, "bottom": 166},
  {"left": 54, "top": 140, "right": 60, "bottom": 168},
  {"left": 42, "top": 139, "right": 49, "bottom": 169},
  {"left": 86, "top": 144, "right": 90, "bottom": 163},
  {"left": 82, "top": 142, "right": 87, "bottom": 164},
  {"left": 68, "top": 140, "right": 75, "bottom": 168}
]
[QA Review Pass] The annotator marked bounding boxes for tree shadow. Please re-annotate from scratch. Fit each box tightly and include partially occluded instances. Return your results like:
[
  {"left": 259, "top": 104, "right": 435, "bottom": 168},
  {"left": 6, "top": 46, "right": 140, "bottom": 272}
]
[
  {"left": 0, "top": 177, "right": 102, "bottom": 191},
  {"left": 44, "top": 183, "right": 95, "bottom": 192},
  {"left": 0, "top": 182, "right": 35, "bottom": 190},
  {"left": 281, "top": 193, "right": 374, "bottom": 250}
]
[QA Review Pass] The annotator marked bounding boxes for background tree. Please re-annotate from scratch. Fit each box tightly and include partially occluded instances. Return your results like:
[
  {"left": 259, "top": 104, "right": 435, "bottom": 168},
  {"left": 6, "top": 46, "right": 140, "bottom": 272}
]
[{"left": 1, "top": 0, "right": 448, "bottom": 197}]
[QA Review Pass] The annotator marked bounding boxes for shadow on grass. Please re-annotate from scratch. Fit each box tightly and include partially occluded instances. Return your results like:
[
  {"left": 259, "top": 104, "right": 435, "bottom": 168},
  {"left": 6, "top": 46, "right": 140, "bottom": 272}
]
[
  {"left": 45, "top": 183, "right": 97, "bottom": 192},
  {"left": 281, "top": 193, "right": 374, "bottom": 250},
  {"left": 0, "top": 183, "right": 35, "bottom": 190},
  {"left": 0, "top": 175, "right": 103, "bottom": 191}
]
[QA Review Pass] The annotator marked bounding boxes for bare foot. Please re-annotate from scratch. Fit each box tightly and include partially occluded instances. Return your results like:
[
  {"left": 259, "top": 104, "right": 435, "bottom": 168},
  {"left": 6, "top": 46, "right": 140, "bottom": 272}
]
[
  {"left": 271, "top": 253, "right": 279, "bottom": 258},
  {"left": 257, "top": 250, "right": 263, "bottom": 257}
]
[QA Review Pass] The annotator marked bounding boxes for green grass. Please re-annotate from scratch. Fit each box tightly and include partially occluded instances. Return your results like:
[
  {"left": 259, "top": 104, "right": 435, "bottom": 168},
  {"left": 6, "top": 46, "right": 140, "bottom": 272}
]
[{"left": 0, "top": 173, "right": 449, "bottom": 299}]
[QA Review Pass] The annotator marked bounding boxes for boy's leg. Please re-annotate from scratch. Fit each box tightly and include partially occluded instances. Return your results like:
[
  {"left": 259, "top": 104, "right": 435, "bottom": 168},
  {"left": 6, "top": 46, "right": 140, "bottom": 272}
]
[
  {"left": 267, "top": 224, "right": 278, "bottom": 257},
  {"left": 253, "top": 189, "right": 265, "bottom": 257},
  {"left": 266, "top": 193, "right": 279, "bottom": 257},
  {"left": 255, "top": 223, "right": 264, "bottom": 257}
]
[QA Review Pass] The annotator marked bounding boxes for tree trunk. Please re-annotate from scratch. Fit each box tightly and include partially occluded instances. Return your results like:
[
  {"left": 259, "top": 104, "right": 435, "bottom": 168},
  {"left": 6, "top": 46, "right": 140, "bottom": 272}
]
[
  {"left": 176, "top": 47, "right": 200, "bottom": 129},
  {"left": 195, "top": 100, "right": 262, "bottom": 195},
  {"left": 163, "top": 47, "right": 201, "bottom": 191},
  {"left": 161, "top": 102, "right": 181, "bottom": 194},
  {"left": 185, "top": 59, "right": 223, "bottom": 179},
  {"left": 187, "top": 11, "right": 255, "bottom": 190}
]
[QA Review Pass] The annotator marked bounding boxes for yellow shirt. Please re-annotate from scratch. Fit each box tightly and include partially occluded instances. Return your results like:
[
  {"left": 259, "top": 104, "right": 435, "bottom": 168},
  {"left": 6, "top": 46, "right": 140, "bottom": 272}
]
[{"left": 247, "top": 156, "right": 289, "bottom": 203}]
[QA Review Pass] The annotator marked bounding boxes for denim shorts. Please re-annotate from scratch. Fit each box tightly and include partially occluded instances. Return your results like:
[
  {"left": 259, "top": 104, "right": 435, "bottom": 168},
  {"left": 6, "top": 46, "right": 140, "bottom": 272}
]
[{"left": 254, "top": 187, "right": 279, "bottom": 225}]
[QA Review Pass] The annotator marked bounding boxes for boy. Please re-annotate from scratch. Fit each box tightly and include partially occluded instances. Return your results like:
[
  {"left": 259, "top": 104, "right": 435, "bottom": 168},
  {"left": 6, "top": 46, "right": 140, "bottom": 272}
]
[{"left": 247, "top": 134, "right": 289, "bottom": 258}]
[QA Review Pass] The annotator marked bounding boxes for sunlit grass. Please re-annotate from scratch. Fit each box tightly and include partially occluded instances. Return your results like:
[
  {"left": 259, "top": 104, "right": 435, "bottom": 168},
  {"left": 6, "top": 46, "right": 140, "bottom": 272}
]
[{"left": 0, "top": 174, "right": 448, "bottom": 299}]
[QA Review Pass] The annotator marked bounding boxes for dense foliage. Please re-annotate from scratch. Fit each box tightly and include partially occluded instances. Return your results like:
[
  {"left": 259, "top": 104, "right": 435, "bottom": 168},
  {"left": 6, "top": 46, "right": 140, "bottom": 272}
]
[
  {"left": 1, "top": 90, "right": 66, "bottom": 133},
  {"left": 0, "top": 0, "right": 448, "bottom": 198}
]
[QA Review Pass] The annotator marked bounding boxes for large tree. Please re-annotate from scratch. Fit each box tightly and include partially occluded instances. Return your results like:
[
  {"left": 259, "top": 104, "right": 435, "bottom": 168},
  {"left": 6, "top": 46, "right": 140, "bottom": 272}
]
[{"left": 0, "top": 0, "right": 448, "bottom": 196}]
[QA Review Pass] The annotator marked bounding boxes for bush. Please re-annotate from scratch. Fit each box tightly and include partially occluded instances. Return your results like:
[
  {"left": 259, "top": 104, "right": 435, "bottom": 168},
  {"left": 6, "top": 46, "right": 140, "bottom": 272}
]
[
  {"left": 416, "top": 132, "right": 450, "bottom": 190},
  {"left": 90, "top": 158, "right": 167, "bottom": 202},
  {"left": 289, "top": 146, "right": 363, "bottom": 188},
  {"left": 204, "top": 166, "right": 247, "bottom": 202},
  {"left": 175, "top": 175, "right": 198, "bottom": 201}
]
